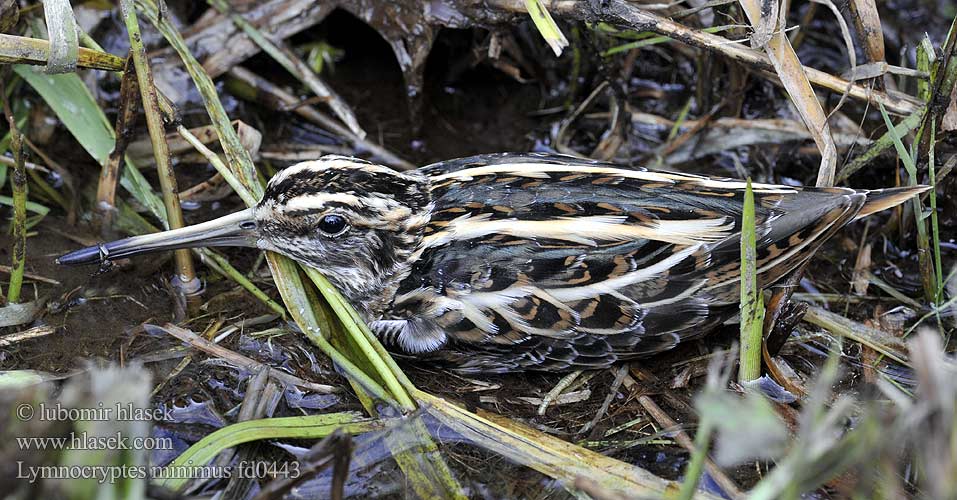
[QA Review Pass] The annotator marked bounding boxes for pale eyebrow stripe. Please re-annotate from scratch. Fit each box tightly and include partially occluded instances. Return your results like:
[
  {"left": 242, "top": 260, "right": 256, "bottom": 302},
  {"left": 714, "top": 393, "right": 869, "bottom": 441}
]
[
  {"left": 271, "top": 157, "right": 421, "bottom": 185},
  {"left": 283, "top": 193, "right": 361, "bottom": 211}
]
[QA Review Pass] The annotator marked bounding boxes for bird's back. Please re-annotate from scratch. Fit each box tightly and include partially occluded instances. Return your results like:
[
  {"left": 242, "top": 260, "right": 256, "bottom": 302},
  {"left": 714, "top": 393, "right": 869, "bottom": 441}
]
[{"left": 377, "top": 153, "right": 902, "bottom": 372}]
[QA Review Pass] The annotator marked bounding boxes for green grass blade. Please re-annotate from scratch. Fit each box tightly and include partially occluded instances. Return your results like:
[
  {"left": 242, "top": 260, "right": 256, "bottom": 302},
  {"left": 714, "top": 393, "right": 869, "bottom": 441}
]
[
  {"left": 13, "top": 65, "right": 167, "bottom": 222},
  {"left": 879, "top": 103, "right": 918, "bottom": 175},
  {"left": 918, "top": 36, "right": 945, "bottom": 304},
  {"left": 878, "top": 102, "right": 936, "bottom": 302},
  {"left": 284, "top": 260, "right": 469, "bottom": 499},
  {"left": 928, "top": 123, "right": 943, "bottom": 303},
  {"left": 301, "top": 267, "right": 468, "bottom": 499},
  {"left": 668, "top": 96, "right": 694, "bottom": 141},
  {"left": 206, "top": 0, "right": 366, "bottom": 139},
  {"left": 417, "top": 390, "right": 705, "bottom": 497},
  {"left": 265, "top": 255, "right": 394, "bottom": 404},
  {"left": 200, "top": 250, "right": 287, "bottom": 316},
  {"left": 524, "top": 0, "right": 569, "bottom": 56},
  {"left": 155, "top": 414, "right": 382, "bottom": 491},
  {"left": 917, "top": 35, "right": 934, "bottom": 103},
  {"left": 7, "top": 131, "right": 26, "bottom": 303},
  {"left": 676, "top": 416, "right": 715, "bottom": 500},
  {"left": 739, "top": 178, "right": 764, "bottom": 383},
  {"left": 0, "top": 195, "right": 50, "bottom": 216},
  {"left": 135, "top": 0, "right": 261, "bottom": 198},
  {"left": 602, "top": 25, "right": 739, "bottom": 56},
  {"left": 303, "top": 268, "right": 414, "bottom": 409},
  {"left": 837, "top": 109, "right": 924, "bottom": 181}
]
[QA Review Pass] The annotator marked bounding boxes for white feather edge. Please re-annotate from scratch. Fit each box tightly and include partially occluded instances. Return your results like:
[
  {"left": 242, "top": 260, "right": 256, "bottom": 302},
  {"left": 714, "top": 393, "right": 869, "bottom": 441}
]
[{"left": 422, "top": 213, "right": 734, "bottom": 248}]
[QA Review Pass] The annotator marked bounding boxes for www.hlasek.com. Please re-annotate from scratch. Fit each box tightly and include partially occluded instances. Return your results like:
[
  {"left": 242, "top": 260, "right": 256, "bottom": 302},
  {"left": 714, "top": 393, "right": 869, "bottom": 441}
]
[
  {"left": 16, "top": 432, "right": 174, "bottom": 451},
  {"left": 15, "top": 402, "right": 175, "bottom": 451},
  {"left": 17, "top": 461, "right": 302, "bottom": 484}
]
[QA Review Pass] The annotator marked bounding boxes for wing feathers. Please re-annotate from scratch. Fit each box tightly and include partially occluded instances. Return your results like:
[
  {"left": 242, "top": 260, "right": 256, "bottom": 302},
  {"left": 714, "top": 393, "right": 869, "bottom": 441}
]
[
  {"left": 855, "top": 186, "right": 929, "bottom": 219},
  {"left": 422, "top": 214, "right": 733, "bottom": 248},
  {"left": 381, "top": 153, "right": 913, "bottom": 371}
]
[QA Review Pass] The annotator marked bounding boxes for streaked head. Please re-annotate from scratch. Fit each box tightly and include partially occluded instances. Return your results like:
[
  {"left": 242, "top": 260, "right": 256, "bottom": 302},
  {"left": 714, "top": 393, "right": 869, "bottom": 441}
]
[
  {"left": 58, "top": 156, "right": 433, "bottom": 312},
  {"left": 253, "top": 157, "right": 432, "bottom": 295}
]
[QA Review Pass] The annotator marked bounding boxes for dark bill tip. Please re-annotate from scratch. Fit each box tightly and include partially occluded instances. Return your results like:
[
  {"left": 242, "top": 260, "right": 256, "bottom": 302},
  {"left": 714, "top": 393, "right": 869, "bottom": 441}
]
[
  {"left": 56, "top": 208, "right": 259, "bottom": 266},
  {"left": 56, "top": 245, "right": 111, "bottom": 266}
]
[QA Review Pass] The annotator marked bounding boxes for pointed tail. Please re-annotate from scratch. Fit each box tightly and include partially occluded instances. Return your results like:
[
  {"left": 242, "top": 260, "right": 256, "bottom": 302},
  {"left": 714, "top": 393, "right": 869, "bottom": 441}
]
[{"left": 855, "top": 186, "right": 931, "bottom": 220}]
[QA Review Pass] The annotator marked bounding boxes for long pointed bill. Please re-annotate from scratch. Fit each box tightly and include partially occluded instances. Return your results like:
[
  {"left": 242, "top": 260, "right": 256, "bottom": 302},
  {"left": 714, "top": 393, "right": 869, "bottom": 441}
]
[{"left": 57, "top": 208, "right": 259, "bottom": 266}]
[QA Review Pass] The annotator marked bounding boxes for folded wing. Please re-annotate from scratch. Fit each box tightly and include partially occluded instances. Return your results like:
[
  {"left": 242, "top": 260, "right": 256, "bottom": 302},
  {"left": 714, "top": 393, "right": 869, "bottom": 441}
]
[{"left": 378, "top": 153, "right": 876, "bottom": 372}]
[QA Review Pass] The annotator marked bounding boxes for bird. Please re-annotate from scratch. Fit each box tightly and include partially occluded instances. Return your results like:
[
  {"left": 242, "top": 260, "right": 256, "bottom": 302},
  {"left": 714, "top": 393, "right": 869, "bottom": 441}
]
[{"left": 59, "top": 153, "right": 926, "bottom": 373}]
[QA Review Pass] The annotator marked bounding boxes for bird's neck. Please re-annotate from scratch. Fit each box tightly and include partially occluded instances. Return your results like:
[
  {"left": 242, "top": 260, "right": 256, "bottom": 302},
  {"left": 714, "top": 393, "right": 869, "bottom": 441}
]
[{"left": 319, "top": 255, "right": 418, "bottom": 322}]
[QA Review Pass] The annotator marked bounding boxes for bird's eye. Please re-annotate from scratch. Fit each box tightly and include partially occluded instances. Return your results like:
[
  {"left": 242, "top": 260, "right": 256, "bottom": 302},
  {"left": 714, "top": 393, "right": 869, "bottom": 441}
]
[{"left": 318, "top": 214, "right": 348, "bottom": 236}]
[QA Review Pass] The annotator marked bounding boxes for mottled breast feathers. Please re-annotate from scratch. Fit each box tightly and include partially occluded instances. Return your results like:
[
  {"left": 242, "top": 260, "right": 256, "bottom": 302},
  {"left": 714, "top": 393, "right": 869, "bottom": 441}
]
[{"left": 371, "top": 153, "right": 897, "bottom": 373}]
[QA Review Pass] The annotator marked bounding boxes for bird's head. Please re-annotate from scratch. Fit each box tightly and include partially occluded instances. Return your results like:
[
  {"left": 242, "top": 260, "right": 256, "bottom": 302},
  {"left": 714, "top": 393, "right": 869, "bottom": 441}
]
[
  {"left": 253, "top": 157, "right": 432, "bottom": 296},
  {"left": 58, "top": 156, "right": 433, "bottom": 312}
]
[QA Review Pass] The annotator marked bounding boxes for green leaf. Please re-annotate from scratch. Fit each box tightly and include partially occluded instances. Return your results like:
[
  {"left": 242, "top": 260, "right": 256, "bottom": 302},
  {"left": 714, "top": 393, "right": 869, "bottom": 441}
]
[
  {"left": 602, "top": 25, "right": 740, "bottom": 56},
  {"left": 524, "top": 0, "right": 568, "bottom": 56},
  {"left": 156, "top": 414, "right": 382, "bottom": 491},
  {"left": 0, "top": 370, "right": 47, "bottom": 389},
  {"left": 0, "top": 195, "right": 49, "bottom": 216},
  {"left": 13, "top": 65, "right": 167, "bottom": 223},
  {"left": 878, "top": 102, "right": 917, "bottom": 177},
  {"left": 739, "top": 178, "right": 764, "bottom": 384},
  {"left": 837, "top": 108, "right": 924, "bottom": 181}
]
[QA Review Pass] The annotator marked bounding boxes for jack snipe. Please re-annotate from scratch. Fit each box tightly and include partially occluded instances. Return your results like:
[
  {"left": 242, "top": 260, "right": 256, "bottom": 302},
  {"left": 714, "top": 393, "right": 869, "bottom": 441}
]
[{"left": 60, "top": 153, "right": 926, "bottom": 372}]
